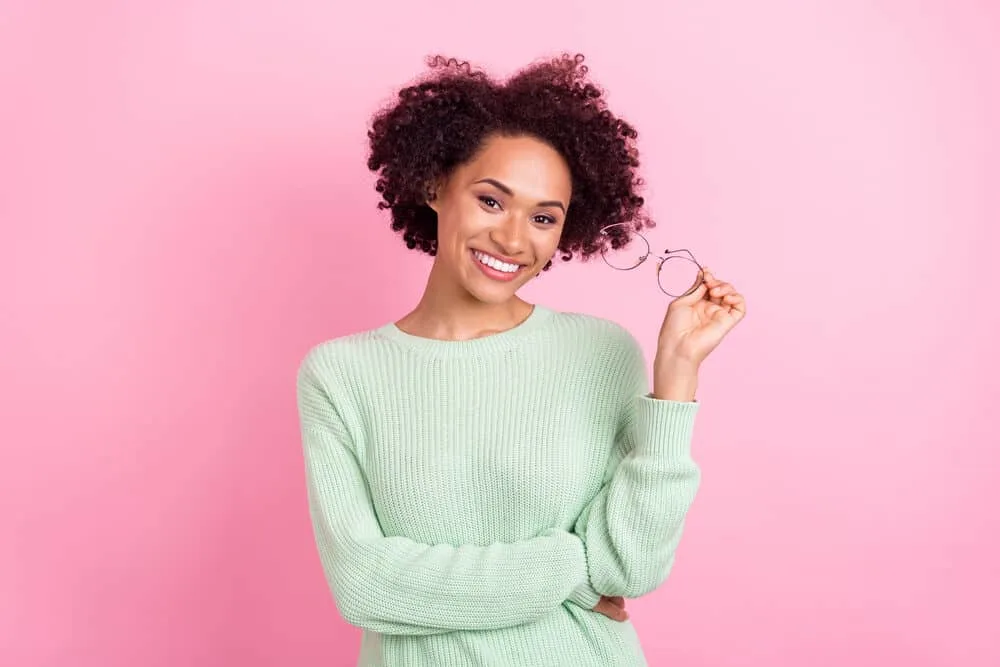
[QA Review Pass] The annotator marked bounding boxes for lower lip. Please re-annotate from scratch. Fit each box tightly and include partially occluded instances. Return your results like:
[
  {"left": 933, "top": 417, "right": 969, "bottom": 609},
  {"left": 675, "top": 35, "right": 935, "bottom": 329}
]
[{"left": 471, "top": 250, "right": 523, "bottom": 282}]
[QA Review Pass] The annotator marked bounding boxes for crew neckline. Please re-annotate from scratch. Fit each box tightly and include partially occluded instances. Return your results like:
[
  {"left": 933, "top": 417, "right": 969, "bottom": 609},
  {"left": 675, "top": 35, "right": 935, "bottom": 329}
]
[{"left": 375, "top": 304, "right": 554, "bottom": 356}]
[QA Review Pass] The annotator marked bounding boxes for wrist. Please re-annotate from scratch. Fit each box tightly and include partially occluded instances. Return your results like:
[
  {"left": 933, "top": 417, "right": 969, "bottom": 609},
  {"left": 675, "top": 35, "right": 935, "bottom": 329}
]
[{"left": 652, "top": 357, "right": 700, "bottom": 401}]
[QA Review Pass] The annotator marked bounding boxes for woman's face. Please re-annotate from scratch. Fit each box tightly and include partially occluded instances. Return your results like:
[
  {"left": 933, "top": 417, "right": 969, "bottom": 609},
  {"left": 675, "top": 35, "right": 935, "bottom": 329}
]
[{"left": 428, "top": 134, "right": 571, "bottom": 304}]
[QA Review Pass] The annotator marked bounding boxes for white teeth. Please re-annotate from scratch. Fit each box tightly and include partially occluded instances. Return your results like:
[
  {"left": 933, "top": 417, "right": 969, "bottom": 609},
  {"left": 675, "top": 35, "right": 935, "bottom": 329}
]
[{"left": 474, "top": 251, "right": 520, "bottom": 274}]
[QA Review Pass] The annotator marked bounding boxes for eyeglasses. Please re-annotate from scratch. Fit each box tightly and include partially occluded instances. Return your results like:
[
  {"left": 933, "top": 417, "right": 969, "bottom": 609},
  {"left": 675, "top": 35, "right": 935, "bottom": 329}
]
[{"left": 599, "top": 223, "right": 705, "bottom": 298}]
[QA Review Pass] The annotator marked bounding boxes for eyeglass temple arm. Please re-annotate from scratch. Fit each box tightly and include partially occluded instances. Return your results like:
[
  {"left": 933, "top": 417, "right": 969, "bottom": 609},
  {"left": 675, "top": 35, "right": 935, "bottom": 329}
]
[{"left": 663, "top": 248, "right": 700, "bottom": 265}]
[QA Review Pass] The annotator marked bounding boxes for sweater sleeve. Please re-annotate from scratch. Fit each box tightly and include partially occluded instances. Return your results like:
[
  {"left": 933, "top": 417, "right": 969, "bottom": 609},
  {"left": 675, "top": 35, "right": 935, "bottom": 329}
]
[
  {"left": 572, "top": 332, "right": 702, "bottom": 600},
  {"left": 297, "top": 355, "right": 598, "bottom": 636}
]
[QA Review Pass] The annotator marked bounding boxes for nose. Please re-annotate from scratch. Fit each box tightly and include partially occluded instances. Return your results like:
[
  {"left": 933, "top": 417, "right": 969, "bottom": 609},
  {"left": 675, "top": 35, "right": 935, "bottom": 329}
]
[{"left": 488, "top": 217, "right": 528, "bottom": 257}]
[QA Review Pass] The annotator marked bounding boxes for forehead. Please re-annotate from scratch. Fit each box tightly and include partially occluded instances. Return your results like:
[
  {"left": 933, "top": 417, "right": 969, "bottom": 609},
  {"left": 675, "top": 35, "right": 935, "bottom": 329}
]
[{"left": 458, "top": 134, "right": 572, "bottom": 199}]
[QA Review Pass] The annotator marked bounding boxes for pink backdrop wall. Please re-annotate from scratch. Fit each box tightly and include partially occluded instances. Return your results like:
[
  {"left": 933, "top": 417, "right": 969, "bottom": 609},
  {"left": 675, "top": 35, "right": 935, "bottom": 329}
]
[{"left": 2, "top": 0, "right": 998, "bottom": 665}]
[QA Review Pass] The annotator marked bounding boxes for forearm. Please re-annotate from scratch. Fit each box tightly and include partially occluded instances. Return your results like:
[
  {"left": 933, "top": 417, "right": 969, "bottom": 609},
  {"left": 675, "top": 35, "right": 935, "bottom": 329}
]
[
  {"left": 574, "top": 397, "right": 701, "bottom": 599},
  {"left": 299, "top": 358, "right": 595, "bottom": 636},
  {"left": 314, "top": 524, "right": 593, "bottom": 634},
  {"left": 306, "top": 465, "right": 594, "bottom": 635}
]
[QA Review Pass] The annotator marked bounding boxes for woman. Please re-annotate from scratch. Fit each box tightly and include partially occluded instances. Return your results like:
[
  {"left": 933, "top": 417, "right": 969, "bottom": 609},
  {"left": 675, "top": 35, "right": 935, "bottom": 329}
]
[{"left": 297, "top": 54, "right": 745, "bottom": 666}]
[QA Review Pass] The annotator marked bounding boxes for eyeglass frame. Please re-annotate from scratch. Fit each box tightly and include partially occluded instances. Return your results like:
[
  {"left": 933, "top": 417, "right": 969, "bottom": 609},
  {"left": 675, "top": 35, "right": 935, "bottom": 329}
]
[{"left": 598, "top": 223, "right": 705, "bottom": 298}]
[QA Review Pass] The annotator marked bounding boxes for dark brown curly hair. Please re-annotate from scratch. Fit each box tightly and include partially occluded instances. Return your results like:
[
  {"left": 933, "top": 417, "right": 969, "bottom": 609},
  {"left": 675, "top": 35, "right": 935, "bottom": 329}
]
[{"left": 366, "top": 53, "right": 654, "bottom": 271}]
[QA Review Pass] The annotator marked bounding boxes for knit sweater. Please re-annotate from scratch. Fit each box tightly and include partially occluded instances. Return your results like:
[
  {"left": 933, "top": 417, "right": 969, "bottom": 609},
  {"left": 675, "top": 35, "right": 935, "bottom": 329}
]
[{"left": 296, "top": 304, "right": 701, "bottom": 666}]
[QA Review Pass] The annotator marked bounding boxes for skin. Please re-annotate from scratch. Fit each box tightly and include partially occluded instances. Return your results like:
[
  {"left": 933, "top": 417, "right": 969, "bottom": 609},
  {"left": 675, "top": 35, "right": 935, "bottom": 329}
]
[
  {"left": 396, "top": 133, "right": 570, "bottom": 339},
  {"left": 395, "top": 133, "right": 746, "bottom": 621}
]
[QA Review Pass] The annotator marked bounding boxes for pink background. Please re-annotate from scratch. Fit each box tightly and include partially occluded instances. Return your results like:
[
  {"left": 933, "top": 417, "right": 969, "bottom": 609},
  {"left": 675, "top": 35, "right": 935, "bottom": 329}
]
[{"left": 2, "top": 0, "right": 998, "bottom": 665}]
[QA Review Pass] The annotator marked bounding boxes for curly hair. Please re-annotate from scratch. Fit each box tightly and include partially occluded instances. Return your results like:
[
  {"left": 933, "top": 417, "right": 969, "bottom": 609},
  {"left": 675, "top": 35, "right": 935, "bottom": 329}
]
[{"left": 366, "top": 53, "right": 654, "bottom": 271}]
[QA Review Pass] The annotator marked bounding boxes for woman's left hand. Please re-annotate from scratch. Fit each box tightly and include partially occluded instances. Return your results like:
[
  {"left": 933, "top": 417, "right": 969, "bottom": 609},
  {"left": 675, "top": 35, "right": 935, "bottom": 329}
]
[{"left": 656, "top": 267, "right": 746, "bottom": 369}]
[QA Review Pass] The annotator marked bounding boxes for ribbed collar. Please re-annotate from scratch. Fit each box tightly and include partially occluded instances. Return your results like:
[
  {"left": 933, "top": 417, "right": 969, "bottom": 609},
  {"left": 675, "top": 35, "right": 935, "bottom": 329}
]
[{"left": 374, "top": 304, "right": 554, "bottom": 357}]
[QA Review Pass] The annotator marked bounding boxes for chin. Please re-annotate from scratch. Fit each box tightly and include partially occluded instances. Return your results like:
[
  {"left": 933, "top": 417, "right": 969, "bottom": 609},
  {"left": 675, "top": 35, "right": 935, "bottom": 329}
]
[{"left": 462, "top": 278, "right": 523, "bottom": 305}]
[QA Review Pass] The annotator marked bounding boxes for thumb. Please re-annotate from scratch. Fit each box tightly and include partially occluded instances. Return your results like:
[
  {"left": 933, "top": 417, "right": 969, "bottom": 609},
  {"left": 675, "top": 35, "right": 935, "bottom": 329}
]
[{"left": 672, "top": 277, "right": 708, "bottom": 306}]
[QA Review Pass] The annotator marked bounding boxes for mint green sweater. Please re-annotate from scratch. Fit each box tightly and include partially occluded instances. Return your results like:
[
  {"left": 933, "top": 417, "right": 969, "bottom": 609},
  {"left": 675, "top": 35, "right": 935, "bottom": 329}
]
[{"left": 296, "top": 304, "right": 701, "bottom": 666}]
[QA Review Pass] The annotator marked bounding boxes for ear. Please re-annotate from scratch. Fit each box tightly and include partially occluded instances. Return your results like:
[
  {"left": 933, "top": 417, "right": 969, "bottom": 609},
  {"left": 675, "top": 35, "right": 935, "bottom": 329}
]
[{"left": 424, "top": 177, "right": 445, "bottom": 212}]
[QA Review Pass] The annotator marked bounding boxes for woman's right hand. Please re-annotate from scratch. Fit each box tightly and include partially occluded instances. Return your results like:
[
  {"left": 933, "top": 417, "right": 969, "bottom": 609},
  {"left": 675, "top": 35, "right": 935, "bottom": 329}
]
[{"left": 593, "top": 595, "right": 628, "bottom": 622}]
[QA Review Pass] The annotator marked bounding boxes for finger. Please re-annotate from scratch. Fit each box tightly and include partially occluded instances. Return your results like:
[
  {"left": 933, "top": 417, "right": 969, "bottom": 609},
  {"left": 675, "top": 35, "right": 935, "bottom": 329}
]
[
  {"left": 705, "top": 304, "right": 725, "bottom": 319},
  {"left": 721, "top": 292, "right": 742, "bottom": 305},
  {"left": 594, "top": 599, "right": 629, "bottom": 622},
  {"left": 729, "top": 293, "right": 747, "bottom": 319},
  {"left": 710, "top": 283, "right": 735, "bottom": 299},
  {"left": 711, "top": 297, "right": 746, "bottom": 330},
  {"left": 607, "top": 604, "right": 628, "bottom": 622},
  {"left": 607, "top": 596, "right": 626, "bottom": 609},
  {"left": 707, "top": 284, "right": 728, "bottom": 306},
  {"left": 671, "top": 279, "right": 708, "bottom": 306},
  {"left": 701, "top": 267, "right": 722, "bottom": 288},
  {"left": 702, "top": 272, "right": 731, "bottom": 306},
  {"left": 717, "top": 290, "right": 745, "bottom": 309}
]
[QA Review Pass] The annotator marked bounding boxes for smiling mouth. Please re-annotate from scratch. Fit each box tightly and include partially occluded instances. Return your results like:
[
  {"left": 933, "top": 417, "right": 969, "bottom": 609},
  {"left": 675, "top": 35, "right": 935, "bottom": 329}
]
[
  {"left": 473, "top": 250, "right": 522, "bottom": 272},
  {"left": 471, "top": 249, "right": 527, "bottom": 281}
]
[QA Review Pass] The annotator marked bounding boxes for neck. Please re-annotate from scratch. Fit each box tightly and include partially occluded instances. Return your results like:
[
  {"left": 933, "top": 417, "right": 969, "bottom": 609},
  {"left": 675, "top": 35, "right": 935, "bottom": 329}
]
[{"left": 396, "top": 261, "right": 533, "bottom": 341}]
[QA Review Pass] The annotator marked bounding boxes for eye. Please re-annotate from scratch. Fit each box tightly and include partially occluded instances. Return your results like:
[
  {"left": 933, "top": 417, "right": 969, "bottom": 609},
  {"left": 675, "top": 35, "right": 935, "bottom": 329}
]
[
  {"left": 478, "top": 196, "right": 502, "bottom": 210},
  {"left": 533, "top": 215, "right": 557, "bottom": 225}
]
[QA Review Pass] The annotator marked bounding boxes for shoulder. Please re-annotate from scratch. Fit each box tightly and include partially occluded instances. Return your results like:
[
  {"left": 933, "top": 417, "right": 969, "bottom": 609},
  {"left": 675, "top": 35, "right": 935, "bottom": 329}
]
[
  {"left": 297, "top": 326, "right": 385, "bottom": 387},
  {"left": 543, "top": 307, "right": 649, "bottom": 397},
  {"left": 546, "top": 307, "right": 645, "bottom": 359}
]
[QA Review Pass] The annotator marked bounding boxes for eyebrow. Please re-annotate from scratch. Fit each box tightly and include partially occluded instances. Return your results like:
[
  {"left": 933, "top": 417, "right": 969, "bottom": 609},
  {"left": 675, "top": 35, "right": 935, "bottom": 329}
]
[{"left": 473, "top": 178, "right": 566, "bottom": 213}]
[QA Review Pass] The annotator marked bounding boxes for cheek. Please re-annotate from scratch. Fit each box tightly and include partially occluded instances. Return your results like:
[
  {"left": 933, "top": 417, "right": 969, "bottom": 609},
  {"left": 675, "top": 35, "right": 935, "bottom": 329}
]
[
  {"left": 442, "top": 204, "right": 490, "bottom": 243},
  {"left": 535, "top": 229, "right": 564, "bottom": 259},
  {"left": 433, "top": 208, "right": 464, "bottom": 248}
]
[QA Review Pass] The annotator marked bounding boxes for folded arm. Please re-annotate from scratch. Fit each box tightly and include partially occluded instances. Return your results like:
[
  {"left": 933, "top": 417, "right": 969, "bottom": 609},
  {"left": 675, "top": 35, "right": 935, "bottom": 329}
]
[
  {"left": 298, "top": 356, "right": 598, "bottom": 636},
  {"left": 572, "top": 333, "right": 702, "bottom": 601}
]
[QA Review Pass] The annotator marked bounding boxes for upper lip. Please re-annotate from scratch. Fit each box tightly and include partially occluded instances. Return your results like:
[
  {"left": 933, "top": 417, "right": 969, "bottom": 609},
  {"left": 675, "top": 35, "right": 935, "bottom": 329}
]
[{"left": 472, "top": 249, "right": 526, "bottom": 266}]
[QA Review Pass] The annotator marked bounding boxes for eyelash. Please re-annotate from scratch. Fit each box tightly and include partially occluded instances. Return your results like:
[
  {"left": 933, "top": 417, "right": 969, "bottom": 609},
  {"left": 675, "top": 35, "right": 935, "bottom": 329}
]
[
  {"left": 478, "top": 196, "right": 556, "bottom": 225},
  {"left": 479, "top": 196, "right": 501, "bottom": 209}
]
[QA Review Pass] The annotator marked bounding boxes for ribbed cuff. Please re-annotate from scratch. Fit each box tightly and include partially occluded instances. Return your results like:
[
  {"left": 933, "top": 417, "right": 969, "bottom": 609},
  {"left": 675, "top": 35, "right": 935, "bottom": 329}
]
[
  {"left": 539, "top": 528, "right": 600, "bottom": 609},
  {"left": 567, "top": 578, "right": 601, "bottom": 609},
  {"left": 633, "top": 395, "right": 700, "bottom": 457},
  {"left": 564, "top": 533, "right": 600, "bottom": 610}
]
